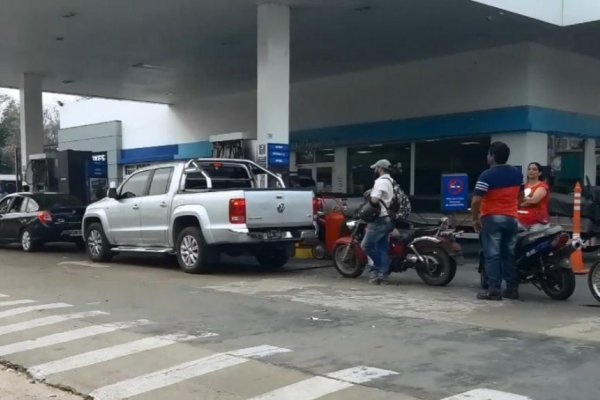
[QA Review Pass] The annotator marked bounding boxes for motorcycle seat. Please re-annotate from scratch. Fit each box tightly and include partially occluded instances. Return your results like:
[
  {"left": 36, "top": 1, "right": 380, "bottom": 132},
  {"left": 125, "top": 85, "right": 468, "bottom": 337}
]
[
  {"left": 517, "top": 225, "right": 563, "bottom": 248},
  {"left": 391, "top": 227, "right": 437, "bottom": 244}
]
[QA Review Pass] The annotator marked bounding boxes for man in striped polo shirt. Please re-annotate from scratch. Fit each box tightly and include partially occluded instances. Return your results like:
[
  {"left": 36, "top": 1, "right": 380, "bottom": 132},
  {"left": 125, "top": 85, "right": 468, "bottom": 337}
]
[{"left": 471, "top": 142, "right": 524, "bottom": 300}]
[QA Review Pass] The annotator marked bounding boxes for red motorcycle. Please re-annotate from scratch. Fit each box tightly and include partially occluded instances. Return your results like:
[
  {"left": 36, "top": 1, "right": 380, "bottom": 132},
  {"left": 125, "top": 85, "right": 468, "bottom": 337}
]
[{"left": 332, "top": 216, "right": 460, "bottom": 286}]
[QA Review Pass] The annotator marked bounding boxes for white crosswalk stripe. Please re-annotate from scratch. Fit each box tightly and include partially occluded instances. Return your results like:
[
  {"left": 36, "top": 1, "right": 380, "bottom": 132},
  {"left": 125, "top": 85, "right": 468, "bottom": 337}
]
[
  {"left": 0, "top": 303, "right": 72, "bottom": 319},
  {"left": 249, "top": 366, "right": 398, "bottom": 400},
  {"left": 0, "top": 294, "right": 9, "bottom": 298},
  {"left": 441, "top": 389, "right": 532, "bottom": 400},
  {"left": 28, "top": 331, "right": 218, "bottom": 379},
  {"left": 0, "top": 299, "right": 36, "bottom": 307},
  {"left": 89, "top": 345, "right": 291, "bottom": 400},
  {"left": 0, "top": 310, "right": 109, "bottom": 336},
  {"left": 0, "top": 319, "right": 152, "bottom": 356}
]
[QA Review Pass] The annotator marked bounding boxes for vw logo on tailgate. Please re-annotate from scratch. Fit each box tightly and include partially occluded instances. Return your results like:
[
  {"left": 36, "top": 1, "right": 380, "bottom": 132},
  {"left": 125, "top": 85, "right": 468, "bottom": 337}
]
[{"left": 276, "top": 202, "right": 286, "bottom": 213}]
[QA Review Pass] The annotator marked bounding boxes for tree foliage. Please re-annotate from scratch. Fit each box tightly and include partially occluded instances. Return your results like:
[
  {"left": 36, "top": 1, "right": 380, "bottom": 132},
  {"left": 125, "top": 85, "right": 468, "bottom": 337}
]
[{"left": 0, "top": 96, "right": 60, "bottom": 174}]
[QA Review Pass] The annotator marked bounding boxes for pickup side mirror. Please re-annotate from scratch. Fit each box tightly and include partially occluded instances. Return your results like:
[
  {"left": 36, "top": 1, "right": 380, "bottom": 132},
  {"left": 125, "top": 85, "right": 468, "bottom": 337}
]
[{"left": 107, "top": 188, "right": 118, "bottom": 199}]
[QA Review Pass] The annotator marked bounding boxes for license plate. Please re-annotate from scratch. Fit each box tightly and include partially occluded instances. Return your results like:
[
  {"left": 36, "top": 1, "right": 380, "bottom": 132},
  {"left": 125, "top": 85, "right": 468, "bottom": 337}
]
[
  {"left": 267, "top": 230, "right": 282, "bottom": 239},
  {"left": 64, "top": 230, "right": 82, "bottom": 237}
]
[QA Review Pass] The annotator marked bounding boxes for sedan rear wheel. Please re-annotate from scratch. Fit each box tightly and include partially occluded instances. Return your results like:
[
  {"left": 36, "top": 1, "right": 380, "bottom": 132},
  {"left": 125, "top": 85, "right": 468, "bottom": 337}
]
[{"left": 21, "top": 229, "right": 41, "bottom": 252}]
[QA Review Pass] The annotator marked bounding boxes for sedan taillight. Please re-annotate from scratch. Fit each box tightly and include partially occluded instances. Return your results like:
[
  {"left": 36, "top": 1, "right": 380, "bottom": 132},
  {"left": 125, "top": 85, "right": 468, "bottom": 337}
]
[{"left": 37, "top": 211, "right": 53, "bottom": 225}]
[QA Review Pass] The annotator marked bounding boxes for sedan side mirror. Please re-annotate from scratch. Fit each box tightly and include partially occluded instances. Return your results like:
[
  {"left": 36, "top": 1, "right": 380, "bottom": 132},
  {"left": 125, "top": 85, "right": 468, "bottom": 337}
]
[{"left": 107, "top": 188, "right": 118, "bottom": 199}]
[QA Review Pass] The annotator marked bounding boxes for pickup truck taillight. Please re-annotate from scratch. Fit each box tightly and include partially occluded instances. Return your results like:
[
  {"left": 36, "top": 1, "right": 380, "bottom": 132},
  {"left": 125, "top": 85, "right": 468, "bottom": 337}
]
[
  {"left": 37, "top": 211, "right": 53, "bottom": 225},
  {"left": 229, "top": 199, "right": 246, "bottom": 224}
]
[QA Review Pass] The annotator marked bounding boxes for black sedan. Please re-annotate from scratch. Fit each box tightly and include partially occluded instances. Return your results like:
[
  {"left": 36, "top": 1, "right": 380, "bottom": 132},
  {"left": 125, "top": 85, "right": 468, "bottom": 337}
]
[{"left": 0, "top": 193, "right": 86, "bottom": 252}]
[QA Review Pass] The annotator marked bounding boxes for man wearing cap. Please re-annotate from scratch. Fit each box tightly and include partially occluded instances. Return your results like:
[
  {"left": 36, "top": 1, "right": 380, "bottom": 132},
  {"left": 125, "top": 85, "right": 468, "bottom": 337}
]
[{"left": 362, "top": 159, "right": 395, "bottom": 285}]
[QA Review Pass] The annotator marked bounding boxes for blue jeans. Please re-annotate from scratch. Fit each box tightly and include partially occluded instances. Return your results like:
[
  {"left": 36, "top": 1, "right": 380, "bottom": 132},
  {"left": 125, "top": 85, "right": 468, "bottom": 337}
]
[
  {"left": 362, "top": 217, "right": 394, "bottom": 279},
  {"left": 480, "top": 215, "right": 519, "bottom": 292}
]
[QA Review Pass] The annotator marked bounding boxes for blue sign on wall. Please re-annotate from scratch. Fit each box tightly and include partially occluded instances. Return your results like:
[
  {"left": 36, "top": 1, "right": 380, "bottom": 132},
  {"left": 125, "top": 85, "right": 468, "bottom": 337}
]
[
  {"left": 441, "top": 173, "right": 469, "bottom": 212},
  {"left": 267, "top": 143, "right": 290, "bottom": 167},
  {"left": 88, "top": 152, "right": 108, "bottom": 178}
]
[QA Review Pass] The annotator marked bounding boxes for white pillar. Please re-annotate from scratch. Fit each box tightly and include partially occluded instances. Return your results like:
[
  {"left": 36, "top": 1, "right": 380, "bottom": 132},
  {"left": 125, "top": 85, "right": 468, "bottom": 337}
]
[
  {"left": 409, "top": 142, "right": 416, "bottom": 195},
  {"left": 584, "top": 138, "right": 596, "bottom": 185},
  {"left": 333, "top": 147, "right": 347, "bottom": 193},
  {"left": 20, "top": 73, "right": 44, "bottom": 175},
  {"left": 490, "top": 132, "right": 548, "bottom": 177},
  {"left": 257, "top": 3, "right": 290, "bottom": 177}
]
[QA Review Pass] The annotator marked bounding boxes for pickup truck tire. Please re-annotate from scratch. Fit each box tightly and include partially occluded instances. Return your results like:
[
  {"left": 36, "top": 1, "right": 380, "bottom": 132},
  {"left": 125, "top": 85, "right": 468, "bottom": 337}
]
[
  {"left": 86, "top": 223, "right": 113, "bottom": 262},
  {"left": 176, "top": 227, "right": 211, "bottom": 274},
  {"left": 256, "top": 246, "right": 290, "bottom": 271}
]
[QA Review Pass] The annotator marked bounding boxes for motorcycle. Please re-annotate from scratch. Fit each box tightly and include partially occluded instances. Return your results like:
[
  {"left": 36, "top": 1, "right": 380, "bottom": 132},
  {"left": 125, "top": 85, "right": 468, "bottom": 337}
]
[
  {"left": 585, "top": 244, "right": 600, "bottom": 302},
  {"left": 332, "top": 216, "right": 460, "bottom": 286},
  {"left": 478, "top": 225, "right": 581, "bottom": 300}
]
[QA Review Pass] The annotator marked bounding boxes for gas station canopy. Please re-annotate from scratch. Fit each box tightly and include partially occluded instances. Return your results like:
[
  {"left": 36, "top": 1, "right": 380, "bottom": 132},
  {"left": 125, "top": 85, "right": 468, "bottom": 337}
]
[{"left": 2, "top": 0, "right": 600, "bottom": 104}]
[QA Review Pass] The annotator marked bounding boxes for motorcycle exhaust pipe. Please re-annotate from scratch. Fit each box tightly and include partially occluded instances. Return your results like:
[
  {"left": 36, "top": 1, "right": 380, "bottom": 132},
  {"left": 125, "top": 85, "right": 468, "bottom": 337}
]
[{"left": 409, "top": 244, "right": 425, "bottom": 263}]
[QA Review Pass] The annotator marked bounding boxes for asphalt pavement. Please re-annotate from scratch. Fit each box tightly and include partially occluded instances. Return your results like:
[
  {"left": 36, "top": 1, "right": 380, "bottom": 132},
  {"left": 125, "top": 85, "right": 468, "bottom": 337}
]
[{"left": 0, "top": 244, "right": 598, "bottom": 400}]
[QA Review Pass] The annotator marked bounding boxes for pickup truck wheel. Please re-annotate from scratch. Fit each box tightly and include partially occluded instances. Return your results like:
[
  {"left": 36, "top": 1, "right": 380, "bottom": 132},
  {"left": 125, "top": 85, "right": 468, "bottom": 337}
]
[
  {"left": 176, "top": 227, "right": 211, "bottom": 274},
  {"left": 86, "top": 223, "right": 112, "bottom": 262},
  {"left": 256, "top": 246, "right": 290, "bottom": 271}
]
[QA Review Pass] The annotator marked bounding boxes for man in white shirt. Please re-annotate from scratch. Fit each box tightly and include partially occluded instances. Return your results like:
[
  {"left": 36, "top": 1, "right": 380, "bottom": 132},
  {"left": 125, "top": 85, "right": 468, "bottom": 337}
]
[{"left": 362, "top": 159, "right": 395, "bottom": 285}]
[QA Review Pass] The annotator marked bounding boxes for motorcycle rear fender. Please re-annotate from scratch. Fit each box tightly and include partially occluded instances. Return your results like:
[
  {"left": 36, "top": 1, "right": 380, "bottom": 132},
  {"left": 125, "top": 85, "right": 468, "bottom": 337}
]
[{"left": 411, "top": 236, "right": 442, "bottom": 245}]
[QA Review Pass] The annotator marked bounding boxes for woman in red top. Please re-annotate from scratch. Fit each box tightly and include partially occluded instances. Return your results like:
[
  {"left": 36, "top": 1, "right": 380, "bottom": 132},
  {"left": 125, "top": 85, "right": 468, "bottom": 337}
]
[{"left": 518, "top": 162, "right": 550, "bottom": 229}]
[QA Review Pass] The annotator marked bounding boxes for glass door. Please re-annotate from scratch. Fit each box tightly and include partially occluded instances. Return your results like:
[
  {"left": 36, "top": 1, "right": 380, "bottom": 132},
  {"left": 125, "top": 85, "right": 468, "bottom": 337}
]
[{"left": 296, "top": 164, "right": 334, "bottom": 193}]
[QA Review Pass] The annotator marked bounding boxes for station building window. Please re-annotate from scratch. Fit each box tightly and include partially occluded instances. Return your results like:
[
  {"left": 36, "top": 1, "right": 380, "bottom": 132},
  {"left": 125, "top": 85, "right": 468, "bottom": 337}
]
[
  {"left": 347, "top": 143, "right": 411, "bottom": 196},
  {"left": 123, "top": 164, "right": 151, "bottom": 177},
  {"left": 414, "top": 136, "right": 490, "bottom": 196},
  {"left": 296, "top": 149, "right": 336, "bottom": 192}
]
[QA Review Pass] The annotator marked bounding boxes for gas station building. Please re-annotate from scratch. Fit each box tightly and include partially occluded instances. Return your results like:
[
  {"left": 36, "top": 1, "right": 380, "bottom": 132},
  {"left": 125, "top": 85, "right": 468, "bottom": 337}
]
[{"left": 3, "top": 0, "right": 600, "bottom": 198}]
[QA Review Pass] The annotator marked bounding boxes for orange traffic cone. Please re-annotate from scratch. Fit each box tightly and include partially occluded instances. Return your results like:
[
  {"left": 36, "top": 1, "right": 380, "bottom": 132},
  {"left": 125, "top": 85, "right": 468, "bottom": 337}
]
[{"left": 570, "top": 182, "right": 589, "bottom": 275}]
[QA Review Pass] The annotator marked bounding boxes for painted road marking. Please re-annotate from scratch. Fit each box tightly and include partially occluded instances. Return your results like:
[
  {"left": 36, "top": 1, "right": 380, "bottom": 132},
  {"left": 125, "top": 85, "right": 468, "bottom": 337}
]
[
  {"left": 58, "top": 261, "right": 111, "bottom": 268},
  {"left": 0, "top": 303, "right": 73, "bottom": 319},
  {"left": 0, "top": 319, "right": 151, "bottom": 356},
  {"left": 90, "top": 345, "right": 291, "bottom": 400},
  {"left": 0, "top": 299, "right": 36, "bottom": 307},
  {"left": 0, "top": 310, "right": 109, "bottom": 337},
  {"left": 29, "top": 332, "right": 218, "bottom": 379},
  {"left": 249, "top": 366, "right": 398, "bottom": 400},
  {"left": 0, "top": 294, "right": 9, "bottom": 298},
  {"left": 442, "top": 389, "right": 532, "bottom": 400}
]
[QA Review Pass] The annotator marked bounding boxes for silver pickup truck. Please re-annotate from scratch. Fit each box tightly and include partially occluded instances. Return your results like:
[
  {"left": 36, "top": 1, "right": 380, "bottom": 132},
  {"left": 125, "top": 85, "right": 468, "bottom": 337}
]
[{"left": 82, "top": 159, "right": 316, "bottom": 273}]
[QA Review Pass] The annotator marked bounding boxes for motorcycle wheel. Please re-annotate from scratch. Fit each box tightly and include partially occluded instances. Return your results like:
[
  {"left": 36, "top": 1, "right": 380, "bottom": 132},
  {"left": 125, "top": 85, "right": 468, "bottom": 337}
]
[
  {"left": 540, "top": 267, "right": 576, "bottom": 300},
  {"left": 416, "top": 248, "right": 457, "bottom": 286},
  {"left": 333, "top": 244, "right": 365, "bottom": 278},
  {"left": 587, "top": 261, "right": 600, "bottom": 303}
]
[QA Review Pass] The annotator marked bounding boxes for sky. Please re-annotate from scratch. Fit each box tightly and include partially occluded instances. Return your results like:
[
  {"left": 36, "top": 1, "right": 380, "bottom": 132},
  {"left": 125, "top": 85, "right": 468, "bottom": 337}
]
[{"left": 0, "top": 87, "right": 81, "bottom": 108}]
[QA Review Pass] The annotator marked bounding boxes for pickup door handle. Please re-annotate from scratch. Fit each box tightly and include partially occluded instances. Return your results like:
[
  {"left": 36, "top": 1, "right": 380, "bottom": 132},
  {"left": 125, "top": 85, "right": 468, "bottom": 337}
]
[
  {"left": 132, "top": 205, "right": 139, "bottom": 210},
  {"left": 160, "top": 202, "right": 168, "bottom": 208}
]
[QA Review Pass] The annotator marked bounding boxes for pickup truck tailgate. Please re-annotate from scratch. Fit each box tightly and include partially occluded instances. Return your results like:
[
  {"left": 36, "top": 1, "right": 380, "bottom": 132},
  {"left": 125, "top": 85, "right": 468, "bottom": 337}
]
[{"left": 244, "top": 190, "right": 314, "bottom": 229}]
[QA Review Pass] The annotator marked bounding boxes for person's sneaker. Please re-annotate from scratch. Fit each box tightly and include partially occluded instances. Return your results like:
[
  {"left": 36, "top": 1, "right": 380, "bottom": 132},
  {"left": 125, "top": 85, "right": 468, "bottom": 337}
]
[
  {"left": 368, "top": 277, "right": 382, "bottom": 285},
  {"left": 502, "top": 288, "right": 520, "bottom": 300},
  {"left": 379, "top": 279, "right": 392, "bottom": 286},
  {"left": 477, "top": 290, "right": 502, "bottom": 301}
]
